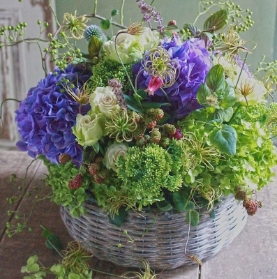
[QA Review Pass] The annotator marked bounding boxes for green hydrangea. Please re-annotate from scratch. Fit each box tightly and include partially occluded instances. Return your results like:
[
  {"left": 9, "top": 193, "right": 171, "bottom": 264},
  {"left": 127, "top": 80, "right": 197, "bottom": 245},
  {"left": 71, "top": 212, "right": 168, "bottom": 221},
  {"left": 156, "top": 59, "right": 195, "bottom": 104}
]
[{"left": 41, "top": 157, "right": 91, "bottom": 217}]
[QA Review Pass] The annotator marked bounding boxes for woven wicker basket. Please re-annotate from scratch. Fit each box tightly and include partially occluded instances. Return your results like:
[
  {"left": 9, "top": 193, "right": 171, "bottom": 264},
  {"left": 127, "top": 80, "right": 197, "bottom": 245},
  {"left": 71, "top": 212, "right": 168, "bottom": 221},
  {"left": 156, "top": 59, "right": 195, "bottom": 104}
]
[{"left": 60, "top": 195, "right": 247, "bottom": 270}]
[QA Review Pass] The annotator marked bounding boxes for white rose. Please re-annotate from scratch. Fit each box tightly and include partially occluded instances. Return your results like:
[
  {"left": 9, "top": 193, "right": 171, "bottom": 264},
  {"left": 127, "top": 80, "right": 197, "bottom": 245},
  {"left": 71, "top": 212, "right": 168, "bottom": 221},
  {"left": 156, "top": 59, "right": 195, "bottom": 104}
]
[
  {"left": 138, "top": 27, "right": 160, "bottom": 50},
  {"left": 72, "top": 113, "right": 104, "bottom": 147},
  {"left": 103, "top": 143, "right": 128, "bottom": 171},
  {"left": 103, "top": 27, "right": 160, "bottom": 64},
  {"left": 89, "top": 87, "right": 120, "bottom": 117}
]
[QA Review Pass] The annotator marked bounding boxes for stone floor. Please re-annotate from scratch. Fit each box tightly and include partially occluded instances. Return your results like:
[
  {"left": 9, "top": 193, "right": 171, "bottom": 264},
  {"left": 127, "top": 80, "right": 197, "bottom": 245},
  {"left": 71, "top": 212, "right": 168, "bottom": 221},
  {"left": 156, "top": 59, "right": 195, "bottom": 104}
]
[{"left": 0, "top": 150, "right": 276, "bottom": 279}]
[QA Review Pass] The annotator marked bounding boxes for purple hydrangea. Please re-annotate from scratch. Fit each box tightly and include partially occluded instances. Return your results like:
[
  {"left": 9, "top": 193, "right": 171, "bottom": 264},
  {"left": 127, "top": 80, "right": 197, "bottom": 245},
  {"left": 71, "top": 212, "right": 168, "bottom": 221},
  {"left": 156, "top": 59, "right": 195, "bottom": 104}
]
[
  {"left": 133, "top": 36, "right": 212, "bottom": 119},
  {"left": 15, "top": 64, "right": 91, "bottom": 165}
]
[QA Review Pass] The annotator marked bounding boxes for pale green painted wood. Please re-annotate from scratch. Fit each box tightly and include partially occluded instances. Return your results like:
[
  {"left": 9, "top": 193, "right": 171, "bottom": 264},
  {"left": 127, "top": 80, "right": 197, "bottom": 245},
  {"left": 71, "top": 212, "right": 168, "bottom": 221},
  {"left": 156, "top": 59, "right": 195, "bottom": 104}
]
[{"left": 56, "top": 0, "right": 277, "bottom": 71}]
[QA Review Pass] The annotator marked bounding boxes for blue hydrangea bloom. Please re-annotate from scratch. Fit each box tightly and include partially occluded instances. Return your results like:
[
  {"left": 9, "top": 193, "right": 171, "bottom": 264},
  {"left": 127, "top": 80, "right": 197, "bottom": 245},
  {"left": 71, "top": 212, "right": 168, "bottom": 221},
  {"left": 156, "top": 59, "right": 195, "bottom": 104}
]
[
  {"left": 15, "top": 64, "right": 91, "bottom": 165},
  {"left": 133, "top": 37, "right": 212, "bottom": 119}
]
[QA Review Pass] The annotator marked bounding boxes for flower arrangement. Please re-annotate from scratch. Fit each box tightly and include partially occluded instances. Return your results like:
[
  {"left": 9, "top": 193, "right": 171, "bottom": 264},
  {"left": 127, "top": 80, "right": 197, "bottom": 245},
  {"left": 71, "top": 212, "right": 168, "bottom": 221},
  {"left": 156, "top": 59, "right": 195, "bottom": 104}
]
[{"left": 10, "top": 0, "right": 277, "bottom": 229}]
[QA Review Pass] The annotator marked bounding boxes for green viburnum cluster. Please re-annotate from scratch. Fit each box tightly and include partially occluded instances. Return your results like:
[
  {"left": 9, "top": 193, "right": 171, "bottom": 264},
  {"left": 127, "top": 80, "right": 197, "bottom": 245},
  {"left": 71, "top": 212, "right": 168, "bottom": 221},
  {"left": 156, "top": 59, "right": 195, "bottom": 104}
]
[
  {"left": 116, "top": 142, "right": 183, "bottom": 209},
  {"left": 88, "top": 57, "right": 132, "bottom": 92}
]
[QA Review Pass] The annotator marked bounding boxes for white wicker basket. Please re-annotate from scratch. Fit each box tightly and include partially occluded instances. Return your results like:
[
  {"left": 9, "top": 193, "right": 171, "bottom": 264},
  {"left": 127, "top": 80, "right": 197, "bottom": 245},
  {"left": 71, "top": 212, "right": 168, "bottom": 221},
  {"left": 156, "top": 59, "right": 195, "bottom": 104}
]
[{"left": 60, "top": 195, "right": 247, "bottom": 270}]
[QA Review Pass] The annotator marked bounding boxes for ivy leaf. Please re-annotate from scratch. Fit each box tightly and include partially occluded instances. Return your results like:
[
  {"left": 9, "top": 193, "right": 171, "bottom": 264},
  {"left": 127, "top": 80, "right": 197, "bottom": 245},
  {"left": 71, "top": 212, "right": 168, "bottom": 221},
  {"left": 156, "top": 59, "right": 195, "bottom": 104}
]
[
  {"left": 203, "top": 9, "right": 228, "bottom": 32},
  {"left": 100, "top": 19, "right": 110, "bottom": 30},
  {"left": 206, "top": 64, "right": 225, "bottom": 92},
  {"left": 186, "top": 210, "right": 199, "bottom": 226},
  {"left": 109, "top": 207, "right": 128, "bottom": 227},
  {"left": 209, "top": 124, "right": 237, "bottom": 155},
  {"left": 111, "top": 9, "right": 119, "bottom": 17}
]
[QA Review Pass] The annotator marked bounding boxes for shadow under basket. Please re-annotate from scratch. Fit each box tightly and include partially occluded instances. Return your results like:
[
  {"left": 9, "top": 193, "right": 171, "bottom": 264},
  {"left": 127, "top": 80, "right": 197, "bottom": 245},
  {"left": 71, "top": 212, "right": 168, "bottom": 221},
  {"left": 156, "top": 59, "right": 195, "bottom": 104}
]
[{"left": 60, "top": 195, "right": 247, "bottom": 270}]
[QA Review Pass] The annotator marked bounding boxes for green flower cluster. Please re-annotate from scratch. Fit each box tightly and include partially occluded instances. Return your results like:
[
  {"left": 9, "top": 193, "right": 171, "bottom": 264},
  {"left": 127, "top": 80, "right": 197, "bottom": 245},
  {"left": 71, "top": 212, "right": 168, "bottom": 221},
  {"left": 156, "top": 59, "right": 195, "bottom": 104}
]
[
  {"left": 178, "top": 104, "right": 277, "bottom": 201},
  {"left": 42, "top": 157, "right": 91, "bottom": 217},
  {"left": 116, "top": 143, "right": 183, "bottom": 209},
  {"left": 88, "top": 57, "right": 132, "bottom": 92}
]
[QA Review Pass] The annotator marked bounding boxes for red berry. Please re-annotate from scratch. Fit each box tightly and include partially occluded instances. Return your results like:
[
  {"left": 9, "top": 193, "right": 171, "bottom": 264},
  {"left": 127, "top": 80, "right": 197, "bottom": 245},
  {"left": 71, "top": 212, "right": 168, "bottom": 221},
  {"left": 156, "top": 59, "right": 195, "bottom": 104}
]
[
  {"left": 146, "top": 120, "right": 156, "bottom": 129},
  {"left": 68, "top": 174, "right": 83, "bottom": 190},
  {"left": 58, "top": 153, "right": 71, "bottom": 164},
  {"left": 88, "top": 163, "right": 100, "bottom": 175},
  {"left": 93, "top": 174, "right": 104, "bottom": 184},
  {"left": 243, "top": 199, "right": 258, "bottom": 216},
  {"left": 170, "top": 128, "right": 183, "bottom": 140}
]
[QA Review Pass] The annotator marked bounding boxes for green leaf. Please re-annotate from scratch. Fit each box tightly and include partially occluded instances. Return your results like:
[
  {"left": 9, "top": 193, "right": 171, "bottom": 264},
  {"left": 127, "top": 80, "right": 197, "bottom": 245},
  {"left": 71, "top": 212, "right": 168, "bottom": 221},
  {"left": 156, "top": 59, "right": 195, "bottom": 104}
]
[
  {"left": 100, "top": 19, "right": 110, "bottom": 30},
  {"left": 209, "top": 124, "right": 237, "bottom": 155},
  {"left": 183, "top": 23, "right": 201, "bottom": 36},
  {"left": 26, "top": 255, "right": 38, "bottom": 266},
  {"left": 214, "top": 107, "right": 233, "bottom": 122},
  {"left": 88, "top": 36, "right": 103, "bottom": 58},
  {"left": 45, "top": 234, "right": 63, "bottom": 251},
  {"left": 142, "top": 102, "right": 170, "bottom": 109},
  {"left": 136, "top": 89, "right": 147, "bottom": 100},
  {"left": 204, "top": 119, "right": 222, "bottom": 133},
  {"left": 109, "top": 207, "right": 128, "bottom": 227},
  {"left": 28, "top": 263, "right": 40, "bottom": 272},
  {"left": 41, "top": 227, "right": 52, "bottom": 239},
  {"left": 216, "top": 83, "right": 236, "bottom": 109},
  {"left": 92, "top": 141, "right": 100, "bottom": 153},
  {"left": 163, "top": 25, "right": 179, "bottom": 37},
  {"left": 206, "top": 64, "right": 225, "bottom": 92},
  {"left": 156, "top": 200, "right": 173, "bottom": 211},
  {"left": 133, "top": 92, "right": 143, "bottom": 105},
  {"left": 203, "top": 9, "right": 228, "bottom": 32},
  {"left": 42, "top": 226, "right": 63, "bottom": 251},
  {"left": 111, "top": 9, "right": 119, "bottom": 17},
  {"left": 124, "top": 95, "right": 143, "bottom": 113},
  {"left": 197, "top": 83, "right": 212, "bottom": 106},
  {"left": 210, "top": 209, "right": 216, "bottom": 219},
  {"left": 173, "top": 192, "right": 195, "bottom": 212},
  {"left": 186, "top": 210, "right": 199, "bottom": 226}
]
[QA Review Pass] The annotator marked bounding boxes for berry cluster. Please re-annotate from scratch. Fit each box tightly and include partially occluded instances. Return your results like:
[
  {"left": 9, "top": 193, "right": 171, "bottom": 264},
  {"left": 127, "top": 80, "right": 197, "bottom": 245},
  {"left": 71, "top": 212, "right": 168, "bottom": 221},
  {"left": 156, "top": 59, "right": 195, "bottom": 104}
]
[{"left": 235, "top": 188, "right": 262, "bottom": 216}]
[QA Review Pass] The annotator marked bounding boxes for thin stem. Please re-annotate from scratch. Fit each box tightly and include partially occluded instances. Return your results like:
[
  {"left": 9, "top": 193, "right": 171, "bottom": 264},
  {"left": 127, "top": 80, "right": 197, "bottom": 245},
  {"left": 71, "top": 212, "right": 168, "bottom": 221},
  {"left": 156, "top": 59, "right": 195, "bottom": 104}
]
[
  {"left": 235, "top": 52, "right": 249, "bottom": 89},
  {"left": 193, "top": 2, "right": 216, "bottom": 25},
  {"left": 40, "top": 225, "right": 64, "bottom": 258},
  {"left": 93, "top": 0, "right": 98, "bottom": 16},
  {"left": 120, "top": 0, "right": 125, "bottom": 25},
  {"left": 114, "top": 31, "right": 137, "bottom": 94},
  {"left": 2, "top": 38, "right": 49, "bottom": 47},
  {"left": 85, "top": 13, "right": 127, "bottom": 29},
  {"left": 184, "top": 220, "right": 191, "bottom": 256}
]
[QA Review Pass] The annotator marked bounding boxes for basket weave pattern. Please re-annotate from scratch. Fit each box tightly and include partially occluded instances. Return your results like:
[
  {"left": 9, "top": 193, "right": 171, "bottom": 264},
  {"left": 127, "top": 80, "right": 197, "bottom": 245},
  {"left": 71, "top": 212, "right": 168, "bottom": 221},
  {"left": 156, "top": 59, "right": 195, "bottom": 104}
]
[{"left": 60, "top": 195, "right": 247, "bottom": 270}]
